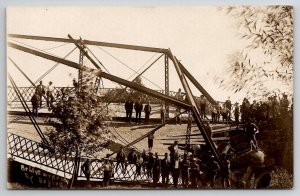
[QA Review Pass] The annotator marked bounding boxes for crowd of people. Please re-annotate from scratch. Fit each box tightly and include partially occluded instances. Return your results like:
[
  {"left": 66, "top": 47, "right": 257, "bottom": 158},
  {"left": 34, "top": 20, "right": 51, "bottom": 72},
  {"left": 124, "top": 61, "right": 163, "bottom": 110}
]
[
  {"left": 80, "top": 140, "right": 232, "bottom": 189},
  {"left": 28, "top": 83, "right": 292, "bottom": 188},
  {"left": 195, "top": 93, "right": 292, "bottom": 127}
]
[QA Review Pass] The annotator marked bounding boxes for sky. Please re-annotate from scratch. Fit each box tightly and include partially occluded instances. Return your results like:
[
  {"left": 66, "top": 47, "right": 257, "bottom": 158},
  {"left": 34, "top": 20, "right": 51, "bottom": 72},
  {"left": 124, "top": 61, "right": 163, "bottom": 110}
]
[{"left": 7, "top": 6, "right": 271, "bottom": 103}]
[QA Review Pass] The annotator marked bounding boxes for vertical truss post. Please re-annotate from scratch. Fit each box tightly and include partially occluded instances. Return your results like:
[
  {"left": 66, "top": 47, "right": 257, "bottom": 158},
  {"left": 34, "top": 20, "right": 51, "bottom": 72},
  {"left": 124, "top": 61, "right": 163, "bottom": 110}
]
[
  {"left": 164, "top": 54, "right": 169, "bottom": 118},
  {"left": 78, "top": 38, "right": 84, "bottom": 87}
]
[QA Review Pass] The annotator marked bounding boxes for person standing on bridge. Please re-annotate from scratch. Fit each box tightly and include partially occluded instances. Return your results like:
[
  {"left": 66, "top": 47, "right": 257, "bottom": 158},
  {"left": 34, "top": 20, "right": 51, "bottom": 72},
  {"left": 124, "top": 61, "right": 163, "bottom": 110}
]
[
  {"left": 225, "top": 97, "right": 232, "bottom": 121},
  {"left": 125, "top": 99, "right": 134, "bottom": 123},
  {"left": 207, "top": 155, "right": 220, "bottom": 188},
  {"left": 31, "top": 91, "right": 40, "bottom": 117},
  {"left": 144, "top": 101, "right": 152, "bottom": 124},
  {"left": 220, "top": 154, "right": 231, "bottom": 189},
  {"left": 36, "top": 81, "right": 45, "bottom": 107},
  {"left": 161, "top": 152, "right": 171, "bottom": 186},
  {"left": 175, "top": 88, "right": 182, "bottom": 100},
  {"left": 148, "top": 132, "right": 154, "bottom": 152},
  {"left": 190, "top": 157, "right": 201, "bottom": 188},
  {"left": 181, "top": 153, "right": 190, "bottom": 188},
  {"left": 46, "top": 81, "right": 55, "bottom": 109},
  {"left": 245, "top": 120, "right": 259, "bottom": 150},
  {"left": 81, "top": 158, "right": 92, "bottom": 187},
  {"left": 135, "top": 154, "right": 143, "bottom": 180},
  {"left": 134, "top": 98, "right": 143, "bottom": 124},
  {"left": 147, "top": 152, "right": 155, "bottom": 180},
  {"left": 141, "top": 149, "right": 148, "bottom": 174},
  {"left": 153, "top": 152, "right": 161, "bottom": 186},
  {"left": 222, "top": 104, "right": 230, "bottom": 124},
  {"left": 199, "top": 95, "right": 207, "bottom": 119},
  {"left": 116, "top": 147, "right": 126, "bottom": 173},
  {"left": 172, "top": 154, "right": 180, "bottom": 188},
  {"left": 101, "top": 158, "right": 112, "bottom": 187},
  {"left": 211, "top": 105, "right": 218, "bottom": 124}
]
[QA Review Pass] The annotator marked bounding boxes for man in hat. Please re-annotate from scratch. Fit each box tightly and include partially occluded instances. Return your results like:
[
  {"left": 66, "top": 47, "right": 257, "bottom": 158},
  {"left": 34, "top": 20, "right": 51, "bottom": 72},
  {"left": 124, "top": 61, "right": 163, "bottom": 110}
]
[
  {"left": 199, "top": 95, "right": 207, "bottom": 119},
  {"left": 160, "top": 104, "right": 166, "bottom": 125},
  {"left": 116, "top": 147, "right": 126, "bottom": 173},
  {"left": 190, "top": 157, "right": 200, "bottom": 188},
  {"left": 134, "top": 98, "right": 143, "bottom": 124},
  {"left": 81, "top": 158, "right": 92, "bottom": 187},
  {"left": 31, "top": 91, "right": 40, "bottom": 117},
  {"left": 225, "top": 96, "right": 232, "bottom": 121},
  {"left": 245, "top": 120, "right": 259, "bottom": 150},
  {"left": 135, "top": 154, "right": 143, "bottom": 180},
  {"left": 101, "top": 158, "right": 112, "bottom": 187},
  {"left": 152, "top": 153, "right": 161, "bottom": 186},
  {"left": 147, "top": 152, "right": 155, "bottom": 180},
  {"left": 36, "top": 80, "right": 45, "bottom": 107},
  {"left": 168, "top": 141, "right": 179, "bottom": 166},
  {"left": 127, "top": 148, "right": 138, "bottom": 165},
  {"left": 172, "top": 154, "right": 180, "bottom": 188},
  {"left": 207, "top": 155, "right": 220, "bottom": 188},
  {"left": 181, "top": 153, "right": 190, "bottom": 188},
  {"left": 144, "top": 101, "right": 152, "bottom": 124},
  {"left": 141, "top": 149, "right": 148, "bottom": 174},
  {"left": 148, "top": 132, "right": 154, "bottom": 152},
  {"left": 125, "top": 98, "right": 134, "bottom": 123},
  {"left": 161, "top": 152, "right": 171, "bottom": 186}
]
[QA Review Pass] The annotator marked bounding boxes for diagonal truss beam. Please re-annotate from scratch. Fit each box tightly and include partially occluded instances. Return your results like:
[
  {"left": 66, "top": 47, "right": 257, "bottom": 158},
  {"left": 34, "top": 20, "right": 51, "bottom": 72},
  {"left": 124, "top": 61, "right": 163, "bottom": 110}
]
[
  {"left": 8, "top": 42, "right": 191, "bottom": 110},
  {"left": 178, "top": 61, "right": 216, "bottom": 105},
  {"left": 167, "top": 50, "right": 220, "bottom": 161}
]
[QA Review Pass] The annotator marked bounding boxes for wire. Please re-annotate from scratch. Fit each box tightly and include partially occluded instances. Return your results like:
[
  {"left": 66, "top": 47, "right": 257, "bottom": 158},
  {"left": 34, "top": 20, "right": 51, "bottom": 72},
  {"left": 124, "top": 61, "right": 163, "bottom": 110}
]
[
  {"left": 41, "top": 42, "right": 71, "bottom": 51},
  {"left": 11, "top": 39, "right": 65, "bottom": 60},
  {"left": 35, "top": 47, "right": 77, "bottom": 83},
  {"left": 86, "top": 46, "right": 110, "bottom": 73},
  {"left": 127, "top": 52, "right": 162, "bottom": 81},
  {"left": 97, "top": 46, "right": 163, "bottom": 90}
]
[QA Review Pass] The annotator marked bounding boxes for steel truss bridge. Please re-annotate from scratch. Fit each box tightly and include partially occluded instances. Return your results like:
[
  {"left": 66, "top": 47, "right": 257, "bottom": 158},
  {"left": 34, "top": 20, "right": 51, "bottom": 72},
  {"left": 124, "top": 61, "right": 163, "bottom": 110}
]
[{"left": 7, "top": 33, "right": 266, "bottom": 188}]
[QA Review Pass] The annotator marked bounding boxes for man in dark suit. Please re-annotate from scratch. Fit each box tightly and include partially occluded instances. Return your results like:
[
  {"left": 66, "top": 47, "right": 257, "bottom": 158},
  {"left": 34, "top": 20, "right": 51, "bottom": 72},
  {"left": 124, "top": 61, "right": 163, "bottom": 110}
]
[
  {"left": 161, "top": 153, "right": 171, "bottom": 186},
  {"left": 125, "top": 99, "right": 134, "bottom": 123},
  {"left": 134, "top": 98, "right": 143, "bottom": 124}
]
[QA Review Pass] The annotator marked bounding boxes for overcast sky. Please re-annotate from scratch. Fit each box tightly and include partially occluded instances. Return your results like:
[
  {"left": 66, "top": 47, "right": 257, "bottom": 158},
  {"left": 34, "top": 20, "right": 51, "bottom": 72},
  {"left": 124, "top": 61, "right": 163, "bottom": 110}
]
[{"left": 7, "top": 6, "right": 262, "bottom": 103}]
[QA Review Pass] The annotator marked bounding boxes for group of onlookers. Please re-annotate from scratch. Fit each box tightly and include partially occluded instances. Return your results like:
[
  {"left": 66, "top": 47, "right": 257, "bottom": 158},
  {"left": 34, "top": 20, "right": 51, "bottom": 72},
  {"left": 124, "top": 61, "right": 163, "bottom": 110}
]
[
  {"left": 125, "top": 98, "right": 153, "bottom": 124},
  {"left": 81, "top": 141, "right": 232, "bottom": 189},
  {"left": 196, "top": 93, "right": 292, "bottom": 126},
  {"left": 31, "top": 80, "right": 55, "bottom": 117}
]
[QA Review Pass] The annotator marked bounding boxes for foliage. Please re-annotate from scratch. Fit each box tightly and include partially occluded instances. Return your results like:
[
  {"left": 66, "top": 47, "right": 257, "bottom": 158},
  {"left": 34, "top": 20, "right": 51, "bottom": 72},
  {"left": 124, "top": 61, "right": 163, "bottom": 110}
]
[
  {"left": 269, "top": 168, "right": 293, "bottom": 188},
  {"left": 45, "top": 76, "right": 113, "bottom": 155},
  {"left": 129, "top": 76, "right": 145, "bottom": 101},
  {"left": 217, "top": 6, "right": 293, "bottom": 99}
]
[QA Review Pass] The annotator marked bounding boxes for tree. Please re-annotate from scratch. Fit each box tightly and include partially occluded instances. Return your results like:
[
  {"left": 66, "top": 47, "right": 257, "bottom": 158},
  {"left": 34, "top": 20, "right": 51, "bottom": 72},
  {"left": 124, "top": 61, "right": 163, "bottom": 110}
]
[
  {"left": 45, "top": 76, "right": 114, "bottom": 187},
  {"left": 130, "top": 76, "right": 146, "bottom": 100},
  {"left": 217, "top": 6, "right": 293, "bottom": 99}
]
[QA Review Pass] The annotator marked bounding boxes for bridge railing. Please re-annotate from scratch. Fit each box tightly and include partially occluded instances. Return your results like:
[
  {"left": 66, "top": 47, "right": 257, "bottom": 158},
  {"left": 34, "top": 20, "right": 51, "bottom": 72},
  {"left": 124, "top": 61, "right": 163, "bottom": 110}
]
[
  {"left": 7, "top": 87, "right": 178, "bottom": 104},
  {"left": 7, "top": 133, "right": 75, "bottom": 178},
  {"left": 7, "top": 132, "right": 180, "bottom": 184},
  {"left": 8, "top": 87, "right": 226, "bottom": 119}
]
